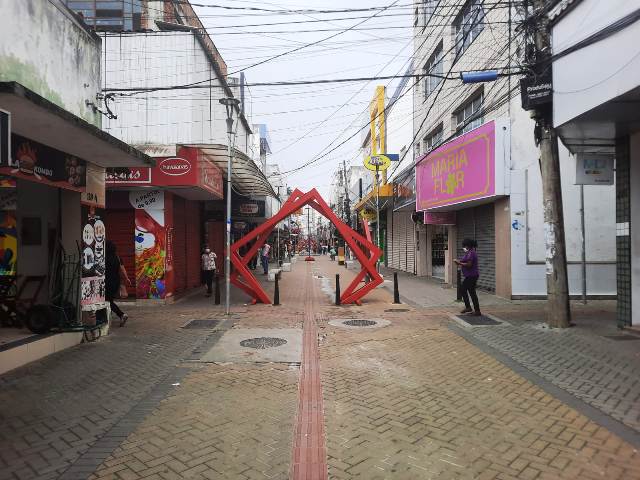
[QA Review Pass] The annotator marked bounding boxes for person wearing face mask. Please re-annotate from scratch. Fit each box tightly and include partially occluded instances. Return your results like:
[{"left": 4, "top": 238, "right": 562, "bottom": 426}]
[
  {"left": 454, "top": 238, "right": 481, "bottom": 316},
  {"left": 201, "top": 245, "right": 217, "bottom": 297}
]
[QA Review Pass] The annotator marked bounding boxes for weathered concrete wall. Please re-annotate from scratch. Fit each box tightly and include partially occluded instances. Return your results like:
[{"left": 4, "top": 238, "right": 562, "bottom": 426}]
[{"left": 0, "top": 0, "right": 101, "bottom": 126}]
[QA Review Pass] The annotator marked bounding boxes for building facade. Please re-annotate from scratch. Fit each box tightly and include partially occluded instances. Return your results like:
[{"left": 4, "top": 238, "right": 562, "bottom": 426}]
[
  {"left": 549, "top": 0, "right": 640, "bottom": 325},
  {"left": 412, "top": 0, "right": 616, "bottom": 297}
]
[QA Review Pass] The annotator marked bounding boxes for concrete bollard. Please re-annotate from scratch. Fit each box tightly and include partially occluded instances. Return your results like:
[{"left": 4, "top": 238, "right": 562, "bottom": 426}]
[
  {"left": 393, "top": 272, "right": 401, "bottom": 304},
  {"left": 214, "top": 274, "right": 221, "bottom": 305},
  {"left": 335, "top": 274, "right": 341, "bottom": 306},
  {"left": 273, "top": 273, "right": 280, "bottom": 306}
]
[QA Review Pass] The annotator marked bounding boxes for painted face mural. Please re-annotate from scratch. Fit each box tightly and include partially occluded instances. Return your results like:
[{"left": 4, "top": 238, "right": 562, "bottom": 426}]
[{"left": 131, "top": 191, "right": 166, "bottom": 299}]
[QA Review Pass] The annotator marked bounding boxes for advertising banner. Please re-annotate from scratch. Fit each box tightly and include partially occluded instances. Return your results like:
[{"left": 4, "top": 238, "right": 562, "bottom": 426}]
[
  {"left": 82, "top": 163, "right": 106, "bottom": 207},
  {"left": 130, "top": 190, "right": 167, "bottom": 299},
  {"left": 232, "top": 200, "right": 266, "bottom": 218},
  {"left": 106, "top": 147, "right": 223, "bottom": 199},
  {"left": 0, "top": 181, "right": 17, "bottom": 277},
  {"left": 417, "top": 121, "right": 497, "bottom": 211},
  {"left": 424, "top": 211, "right": 457, "bottom": 225},
  {"left": 3, "top": 135, "right": 87, "bottom": 191},
  {"left": 80, "top": 205, "right": 106, "bottom": 308}
]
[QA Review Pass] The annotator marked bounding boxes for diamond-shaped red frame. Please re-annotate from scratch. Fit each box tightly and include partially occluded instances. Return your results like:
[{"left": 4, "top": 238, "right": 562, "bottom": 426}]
[{"left": 230, "top": 188, "right": 383, "bottom": 304}]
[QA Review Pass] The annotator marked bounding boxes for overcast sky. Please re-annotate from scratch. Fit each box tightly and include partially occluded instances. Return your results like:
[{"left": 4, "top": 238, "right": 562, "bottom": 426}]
[{"left": 194, "top": 0, "right": 413, "bottom": 198}]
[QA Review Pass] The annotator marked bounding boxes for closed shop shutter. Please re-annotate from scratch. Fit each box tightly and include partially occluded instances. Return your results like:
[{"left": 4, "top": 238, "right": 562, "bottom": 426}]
[
  {"left": 406, "top": 213, "right": 416, "bottom": 274},
  {"left": 398, "top": 213, "right": 407, "bottom": 272},
  {"left": 390, "top": 211, "right": 400, "bottom": 270},
  {"left": 456, "top": 203, "right": 496, "bottom": 291},
  {"left": 173, "top": 196, "right": 187, "bottom": 293},
  {"left": 185, "top": 200, "right": 202, "bottom": 290},
  {"left": 105, "top": 208, "right": 135, "bottom": 296}
]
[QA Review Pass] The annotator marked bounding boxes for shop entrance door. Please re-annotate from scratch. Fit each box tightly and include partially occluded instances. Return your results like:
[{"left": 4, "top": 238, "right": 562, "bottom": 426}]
[{"left": 431, "top": 225, "right": 448, "bottom": 280}]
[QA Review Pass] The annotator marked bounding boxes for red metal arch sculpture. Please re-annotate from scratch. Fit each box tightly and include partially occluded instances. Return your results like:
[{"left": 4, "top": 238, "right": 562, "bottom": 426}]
[{"left": 230, "top": 188, "right": 383, "bottom": 304}]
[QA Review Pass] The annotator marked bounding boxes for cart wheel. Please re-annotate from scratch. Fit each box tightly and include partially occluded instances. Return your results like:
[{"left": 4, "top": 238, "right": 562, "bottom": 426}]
[{"left": 25, "top": 305, "right": 53, "bottom": 334}]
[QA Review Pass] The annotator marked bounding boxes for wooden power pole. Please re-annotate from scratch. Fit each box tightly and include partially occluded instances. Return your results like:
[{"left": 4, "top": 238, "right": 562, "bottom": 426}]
[{"left": 528, "top": 0, "right": 571, "bottom": 328}]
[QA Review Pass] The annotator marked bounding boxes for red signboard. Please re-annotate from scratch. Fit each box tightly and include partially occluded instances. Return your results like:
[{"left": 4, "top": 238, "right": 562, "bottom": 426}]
[{"left": 106, "top": 147, "right": 223, "bottom": 199}]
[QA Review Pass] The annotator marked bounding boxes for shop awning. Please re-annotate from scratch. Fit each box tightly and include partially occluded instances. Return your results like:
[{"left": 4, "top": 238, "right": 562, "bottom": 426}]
[
  {"left": 182, "top": 144, "right": 277, "bottom": 198},
  {"left": 0, "top": 82, "right": 152, "bottom": 168},
  {"left": 353, "top": 182, "right": 395, "bottom": 211}
]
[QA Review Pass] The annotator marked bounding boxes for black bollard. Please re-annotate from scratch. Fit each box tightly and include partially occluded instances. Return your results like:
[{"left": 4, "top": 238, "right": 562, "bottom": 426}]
[
  {"left": 273, "top": 273, "right": 280, "bottom": 306},
  {"left": 456, "top": 269, "right": 462, "bottom": 302},
  {"left": 214, "top": 274, "right": 221, "bottom": 305},
  {"left": 335, "top": 274, "right": 341, "bottom": 306},
  {"left": 393, "top": 272, "right": 401, "bottom": 304}
]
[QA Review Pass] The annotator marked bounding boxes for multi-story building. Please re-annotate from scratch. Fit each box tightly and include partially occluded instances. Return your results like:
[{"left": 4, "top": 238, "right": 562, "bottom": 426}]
[
  {"left": 548, "top": 0, "right": 640, "bottom": 326},
  {"left": 65, "top": 0, "right": 276, "bottom": 303},
  {"left": 0, "top": 0, "right": 151, "bottom": 372},
  {"left": 412, "top": 0, "right": 616, "bottom": 297}
]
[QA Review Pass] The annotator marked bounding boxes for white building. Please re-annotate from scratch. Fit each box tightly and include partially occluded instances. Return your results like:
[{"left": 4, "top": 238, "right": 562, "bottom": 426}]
[
  {"left": 412, "top": 0, "right": 616, "bottom": 297},
  {"left": 549, "top": 0, "right": 640, "bottom": 325}
]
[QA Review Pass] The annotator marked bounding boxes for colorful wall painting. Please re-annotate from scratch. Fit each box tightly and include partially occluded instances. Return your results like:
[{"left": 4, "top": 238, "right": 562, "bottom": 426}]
[
  {"left": 130, "top": 190, "right": 167, "bottom": 299},
  {"left": 80, "top": 205, "right": 106, "bottom": 308},
  {"left": 0, "top": 183, "right": 17, "bottom": 277}
]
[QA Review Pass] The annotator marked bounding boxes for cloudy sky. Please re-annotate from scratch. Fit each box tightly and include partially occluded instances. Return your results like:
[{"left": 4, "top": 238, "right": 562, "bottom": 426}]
[{"left": 194, "top": 1, "right": 414, "bottom": 197}]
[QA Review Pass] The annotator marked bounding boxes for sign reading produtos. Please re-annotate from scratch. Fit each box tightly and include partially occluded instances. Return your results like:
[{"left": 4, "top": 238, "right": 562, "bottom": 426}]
[{"left": 417, "top": 121, "right": 497, "bottom": 210}]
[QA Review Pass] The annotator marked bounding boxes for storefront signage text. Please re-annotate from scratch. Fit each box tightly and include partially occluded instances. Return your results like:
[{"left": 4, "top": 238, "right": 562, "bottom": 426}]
[
  {"left": 159, "top": 157, "right": 191, "bottom": 176},
  {"left": 416, "top": 121, "right": 496, "bottom": 210},
  {"left": 106, "top": 167, "right": 152, "bottom": 184}
]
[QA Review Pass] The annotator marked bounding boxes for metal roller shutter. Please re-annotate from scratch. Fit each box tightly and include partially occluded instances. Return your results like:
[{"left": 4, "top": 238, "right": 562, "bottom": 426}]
[
  {"left": 105, "top": 208, "right": 135, "bottom": 297},
  {"left": 456, "top": 203, "right": 496, "bottom": 292},
  {"left": 406, "top": 214, "right": 416, "bottom": 275},
  {"left": 185, "top": 200, "right": 202, "bottom": 290},
  {"left": 390, "top": 211, "right": 400, "bottom": 270},
  {"left": 173, "top": 196, "right": 187, "bottom": 293},
  {"left": 398, "top": 213, "right": 407, "bottom": 272}
]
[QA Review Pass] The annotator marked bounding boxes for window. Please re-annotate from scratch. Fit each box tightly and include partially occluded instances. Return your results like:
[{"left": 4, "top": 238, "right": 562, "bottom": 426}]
[
  {"left": 423, "top": 0, "right": 439, "bottom": 26},
  {"left": 423, "top": 124, "right": 444, "bottom": 153},
  {"left": 415, "top": 142, "right": 421, "bottom": 158},
  {"left": 65, "top": 0, "right": 142, "bottom": 30},
  {"left": 454, "top": 0, "right": 485, "bottom": 56},
  {"left": 423, "top": 42, "right": 443, "bottom": 99},
  {"left": 455, "top": 92, "right": 484, "bottom": 134}
]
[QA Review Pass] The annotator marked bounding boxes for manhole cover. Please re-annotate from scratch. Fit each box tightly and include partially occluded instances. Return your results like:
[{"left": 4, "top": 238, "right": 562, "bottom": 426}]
[
  {"left": 240, "top": 337, "right": 288, "bottom": 349},
  {"left": 183, "top": 319, "right": 220, "bottom": 329},
  {"left": 603, "top": 335, "right": 640, "bottom": 341},
  {"left": 455, "top": 315, "right": 501, "bottom": 326},
  {"left": 384, "top": 308, "right": 410, "bottom": 312},
  {"left": 343, "top": 319, "right": 377, "bottom": 327}
]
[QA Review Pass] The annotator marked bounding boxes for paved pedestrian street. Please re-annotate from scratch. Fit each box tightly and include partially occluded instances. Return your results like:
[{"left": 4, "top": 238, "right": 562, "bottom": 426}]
[{"left": 2, "top": 257, "right": 640, "bottom": 480}]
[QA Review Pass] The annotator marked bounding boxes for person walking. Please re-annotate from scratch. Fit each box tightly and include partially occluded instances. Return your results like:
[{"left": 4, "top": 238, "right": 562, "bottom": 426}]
[
  {"left": 105, "top": 240, "right": 131, "bottom": 327},
  {"left": 261, "top": 242, "right": 271, "bottom": 275},
  {"left": 454, "top": 238, "right": 481, "bottom": 316},
  {"left": 201, "top": 245, "right": 217, "bottom": 297}
]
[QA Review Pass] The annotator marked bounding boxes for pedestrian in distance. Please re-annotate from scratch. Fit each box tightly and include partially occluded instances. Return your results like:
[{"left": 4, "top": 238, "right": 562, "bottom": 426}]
[
  {"left": 454, "top": 238, "right": 481, "bottom": 316},
  {"left": 261, "top": 242, "right": 271, "bottom": 274},
  {"left": 105, "top": 240, "right": 131, "bottom": 327},
  {"left": 201, "top": 245, "right": 217, "bottom": 297},
  {"left": 329, "top": 246, "right": 336, "bottom": 261}
]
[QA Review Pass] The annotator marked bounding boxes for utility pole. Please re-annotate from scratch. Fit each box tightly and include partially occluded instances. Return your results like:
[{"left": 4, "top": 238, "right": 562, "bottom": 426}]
[{"left": 529, "top": 0, "right": 571, "bottom": 328}]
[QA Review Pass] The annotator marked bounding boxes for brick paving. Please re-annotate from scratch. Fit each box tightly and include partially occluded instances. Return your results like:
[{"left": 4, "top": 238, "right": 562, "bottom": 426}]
[{"left": 1, "top": 256, "right": 640, "bottom": 479}]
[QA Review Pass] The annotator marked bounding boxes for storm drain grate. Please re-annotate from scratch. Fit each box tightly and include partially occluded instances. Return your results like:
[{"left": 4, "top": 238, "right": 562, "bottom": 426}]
[
  {"left": 455, "top": 315, "right": 501, "bottom": 326},
  {"left": 240, "top": 337, "right": 288, "bottom": 349},
  {"left": 183, "top": 319, "right": 220, "bottom": 329},
  {"left": 343, "top": 319, "right": 377, "bottom": 327},
  {"left": 603, "top": 334, "right": 640, "bottom": 341},
  {"left": 385, "top": 308, "right": 409, "bottom": 312}
]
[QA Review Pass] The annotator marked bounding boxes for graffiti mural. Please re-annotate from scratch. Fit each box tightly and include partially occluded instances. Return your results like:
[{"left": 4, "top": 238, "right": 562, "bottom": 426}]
[{"left": 130, "top": 190, "right": 166, "bottom": 299}]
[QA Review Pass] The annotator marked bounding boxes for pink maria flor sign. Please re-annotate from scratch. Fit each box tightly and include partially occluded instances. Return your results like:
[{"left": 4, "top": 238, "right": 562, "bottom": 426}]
[{"left": 417, "top": 120, "right": 500, "bottom": 210}]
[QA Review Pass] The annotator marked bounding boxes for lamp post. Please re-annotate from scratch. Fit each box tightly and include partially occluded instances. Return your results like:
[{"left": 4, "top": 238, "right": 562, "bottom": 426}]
[
  {"left": 304, "top": 207, "right": 314, "bottom": 261},
  {"left": 219, "top": 96, "right": 240, "bottom": 315}
]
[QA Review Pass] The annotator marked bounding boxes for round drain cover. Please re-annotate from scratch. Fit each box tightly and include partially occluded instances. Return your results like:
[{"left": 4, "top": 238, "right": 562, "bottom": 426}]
[
  {"left": 240, "top": 337, "right": 287, "bottom": 349},
  {"left": 343, "top": 319, "right": 377, "bottom": 327}
]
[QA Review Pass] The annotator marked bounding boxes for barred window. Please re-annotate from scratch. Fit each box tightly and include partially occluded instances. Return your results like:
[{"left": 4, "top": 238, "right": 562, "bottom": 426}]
[{"left": 423, "top": 0, "right": 439, "bottom": 27}]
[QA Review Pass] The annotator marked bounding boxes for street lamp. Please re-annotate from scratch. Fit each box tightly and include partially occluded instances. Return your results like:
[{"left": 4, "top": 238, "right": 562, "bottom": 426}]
[{"left": 219, "top": 96, "right": 241, "bottom": 315}]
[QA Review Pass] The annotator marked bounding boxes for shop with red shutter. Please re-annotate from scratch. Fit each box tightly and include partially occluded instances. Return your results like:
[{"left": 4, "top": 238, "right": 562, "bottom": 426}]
[{"left": 106, "top": 146, "right": 223, "bottom": 303}]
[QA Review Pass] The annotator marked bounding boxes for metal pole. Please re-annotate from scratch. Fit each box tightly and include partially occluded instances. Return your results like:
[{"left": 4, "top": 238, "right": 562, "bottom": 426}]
[
  {"left": 375, "top": 165, "right": 381, "bottom": 272},
  {"left": 225, "top": 130, "right": 232, "bottom": 315},
  {"left": 580, "top": 184, "right": 587, "bottom": 304},
  {"left": 307, "top": 208, "right": 311, "bottom": 257}
]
